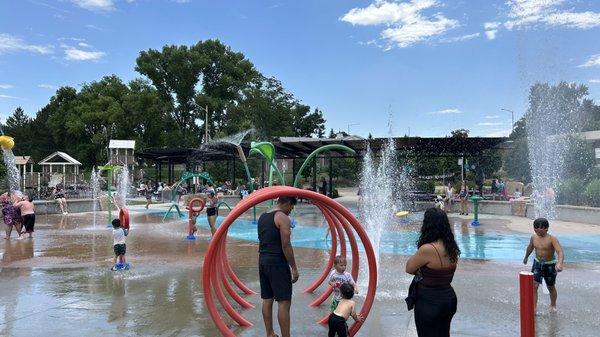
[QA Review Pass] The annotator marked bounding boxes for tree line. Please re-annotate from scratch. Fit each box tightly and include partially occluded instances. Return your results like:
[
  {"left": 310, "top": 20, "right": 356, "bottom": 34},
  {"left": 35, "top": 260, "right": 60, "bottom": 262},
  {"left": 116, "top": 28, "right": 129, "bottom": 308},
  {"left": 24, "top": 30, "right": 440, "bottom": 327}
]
[{"left": 2, "top": 39, "right": 326, "bottom": 169}]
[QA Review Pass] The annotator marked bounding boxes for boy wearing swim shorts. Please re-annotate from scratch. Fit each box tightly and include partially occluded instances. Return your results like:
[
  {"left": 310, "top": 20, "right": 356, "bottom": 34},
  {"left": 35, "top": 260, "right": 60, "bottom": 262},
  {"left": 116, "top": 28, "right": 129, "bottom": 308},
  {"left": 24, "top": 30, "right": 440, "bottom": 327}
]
[
  {"left": 111, "top": 218, "right": 128, "bottom": 271},
  {"left": 327, "top": 283, "right": 364, "bottom": 337},
  {"left": 523, "top": 218, "right": 564, "bottom": 312}
]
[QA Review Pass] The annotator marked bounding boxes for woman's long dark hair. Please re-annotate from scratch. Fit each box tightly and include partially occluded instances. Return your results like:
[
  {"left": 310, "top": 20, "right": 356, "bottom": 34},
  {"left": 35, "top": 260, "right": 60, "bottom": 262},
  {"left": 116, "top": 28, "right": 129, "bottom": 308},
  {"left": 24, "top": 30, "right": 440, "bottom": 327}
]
[{"left": 417, "top": 207, "right": 461, "bottom": 263}]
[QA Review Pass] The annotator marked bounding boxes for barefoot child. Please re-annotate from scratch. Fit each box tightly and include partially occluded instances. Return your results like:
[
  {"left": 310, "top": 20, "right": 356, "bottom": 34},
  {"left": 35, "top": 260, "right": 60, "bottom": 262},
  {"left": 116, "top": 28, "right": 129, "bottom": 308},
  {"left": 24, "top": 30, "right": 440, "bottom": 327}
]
[
  {"left": 328, "top": 256, "right": 358, "bottom": 312},
  {"left": 111, "top": 218, "right": 128, "bottom": 271},
  {"left": 327, "top": 283, "right": 364, "bottom": 337},
  {"left": 523, "top": 217, "right": 564, "bottom": 312},
  {"left": 13, "top": 195, "right": 35, "bottom": 238},
  {"left": 188, "top": 210, "right": 200, "bottom": 238},
  {"left": 2, "top": 192, "right": 23, "bottom": 239}
]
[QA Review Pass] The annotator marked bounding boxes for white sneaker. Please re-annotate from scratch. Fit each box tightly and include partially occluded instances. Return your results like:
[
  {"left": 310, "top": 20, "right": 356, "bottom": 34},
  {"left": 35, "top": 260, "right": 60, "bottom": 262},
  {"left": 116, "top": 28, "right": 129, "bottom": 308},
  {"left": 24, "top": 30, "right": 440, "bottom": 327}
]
[{"left": 63, "top": 212, "right": 68, "bottom": 215}]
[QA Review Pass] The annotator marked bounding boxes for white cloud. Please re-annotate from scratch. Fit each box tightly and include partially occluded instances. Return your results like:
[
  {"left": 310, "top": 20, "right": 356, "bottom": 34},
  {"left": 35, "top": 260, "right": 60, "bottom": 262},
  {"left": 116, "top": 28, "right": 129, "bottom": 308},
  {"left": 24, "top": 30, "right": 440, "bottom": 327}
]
[
  {"left": 64, "top": 47, "right": 105, "bottom": 61},
  {"left": 70, "top": 0, "right": 115, "bottom": 12},
  {"left": 484, "top": 115, "right": 500, "bottom": 119},
  {"left": 78, "top": 42, "right": 92, "bottom": 48},
  {"left": 504, "top": 0, "right": 600, "bottom": 30},
  {"left": 578, "top": 54, "right": 600, "bottom": 68},
  {"left": 0, "top": 94, "right": 21, "bottom": 99},
  {"left": 0, "top": 33, "right": 53, "bottom": 55},
  {"left": 0, "top": 84, "right": 14, "bottom": 89},
  {"left": 38, "top": 84, "right": 59, "bottom": 89},
  {"left": 427, "top": 108, "right": 461, "bottom": 114},
  {"left": 439, "top": 32, "right": 480, "bottom": 43},
  {"left": 484, "top": 21, "right": 500, "bottom": 40},
  {"left": 485, "top": 129, "right": 512, "bottom": 137},
  {"left": 478, "top": 122, "right": 504, "bottom": 126},
  {"left": 85, "top": 24, "right": 103, "bottom": 30},
  {"left": 340, "top": 0, "right": 460, "bottom": 49},
  {"left": 590, "top": 79, "right": 600, "bottom": 83}
]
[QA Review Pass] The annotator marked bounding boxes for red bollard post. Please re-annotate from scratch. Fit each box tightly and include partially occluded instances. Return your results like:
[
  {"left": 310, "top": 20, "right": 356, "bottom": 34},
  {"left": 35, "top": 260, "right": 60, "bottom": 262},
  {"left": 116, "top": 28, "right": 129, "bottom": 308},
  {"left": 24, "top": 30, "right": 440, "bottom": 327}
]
[{"left": 519, "top": 271, "right": 535, "bottom": 337}]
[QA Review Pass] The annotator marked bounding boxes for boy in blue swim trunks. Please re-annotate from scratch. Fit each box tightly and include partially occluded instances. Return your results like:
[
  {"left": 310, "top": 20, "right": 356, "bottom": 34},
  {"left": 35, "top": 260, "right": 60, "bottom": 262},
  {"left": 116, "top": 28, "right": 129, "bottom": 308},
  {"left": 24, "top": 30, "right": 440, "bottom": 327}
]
[{"left": 523, "top": 218, "right": 564, "bottom": 312}]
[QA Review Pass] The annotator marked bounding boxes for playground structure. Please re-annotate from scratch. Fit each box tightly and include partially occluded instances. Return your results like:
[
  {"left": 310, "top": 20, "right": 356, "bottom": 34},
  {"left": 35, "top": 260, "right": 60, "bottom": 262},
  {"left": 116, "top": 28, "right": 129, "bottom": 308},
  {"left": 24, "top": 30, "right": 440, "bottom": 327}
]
[
  {"left": 202, "top": 186, "right": 377, "bottom": 336},
  {"left": 162, "top": 171, "right": 213, "bottom": 221},
  {"left": 97, "top": 165, "right": 122, "bottom": 227}
]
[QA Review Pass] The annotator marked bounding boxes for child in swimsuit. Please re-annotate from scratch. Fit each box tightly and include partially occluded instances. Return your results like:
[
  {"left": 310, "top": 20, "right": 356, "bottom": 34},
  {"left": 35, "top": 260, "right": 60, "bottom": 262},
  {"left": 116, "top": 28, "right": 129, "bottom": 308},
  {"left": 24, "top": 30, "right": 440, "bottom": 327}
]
[
  {"left": 523, "top": 218, "right": 564, "bottom": 312},
  {"left": 328, "top": 255, "right": 358, "bottom": 312},
  {"left": 327, "top": 283, "right": 364, "bottom": 337},
  {"left": 13, "top": 195, "right": 35, "bottom": 238}
]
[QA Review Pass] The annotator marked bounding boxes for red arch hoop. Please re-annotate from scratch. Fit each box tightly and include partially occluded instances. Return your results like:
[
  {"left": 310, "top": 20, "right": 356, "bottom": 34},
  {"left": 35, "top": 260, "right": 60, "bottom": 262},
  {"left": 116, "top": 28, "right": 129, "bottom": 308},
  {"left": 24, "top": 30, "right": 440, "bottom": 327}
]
[{"left": 202, "top": 186, "right": 377, "bottom": 336}]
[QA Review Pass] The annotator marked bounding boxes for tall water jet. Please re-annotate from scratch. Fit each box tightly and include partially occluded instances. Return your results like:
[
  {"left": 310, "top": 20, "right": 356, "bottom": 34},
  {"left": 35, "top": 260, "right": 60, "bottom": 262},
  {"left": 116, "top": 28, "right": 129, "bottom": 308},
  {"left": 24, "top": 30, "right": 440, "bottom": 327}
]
[
  {"left": 91, "top": 168, "right": 99, "bottom": 229},
  {"left": 0, "top": 134, "right": 23, "bottom": 196},
  {"left": 358, "top": 138, "right": 399, "bottom": 293},
  {"left": 2, "top": 149, "right": 22, "bottom": 195},
  {"left": 525, "top": 82, "right": 585, "bottom": 219},
  {"left": 117, "top": 166, "right": 130, "bottom": 209}
]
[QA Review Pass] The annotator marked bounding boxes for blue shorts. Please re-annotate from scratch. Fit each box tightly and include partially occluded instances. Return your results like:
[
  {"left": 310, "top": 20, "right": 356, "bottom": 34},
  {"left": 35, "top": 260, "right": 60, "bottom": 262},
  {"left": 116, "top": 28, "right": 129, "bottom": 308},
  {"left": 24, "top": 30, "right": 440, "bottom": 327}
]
[{"left": 532, "top": 259, "right": 557, "bottom": 286}]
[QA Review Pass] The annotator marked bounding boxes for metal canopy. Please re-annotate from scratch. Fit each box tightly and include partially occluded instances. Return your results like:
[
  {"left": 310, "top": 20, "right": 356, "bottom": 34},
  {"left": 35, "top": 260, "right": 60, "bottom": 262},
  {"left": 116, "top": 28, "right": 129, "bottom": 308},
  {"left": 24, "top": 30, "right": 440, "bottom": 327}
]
[
  {"left": 136, "top": 136, "right": 510, "bottom": 164},
  {"left": 136, "top": 147, "right": 236, "bottom": 165}
]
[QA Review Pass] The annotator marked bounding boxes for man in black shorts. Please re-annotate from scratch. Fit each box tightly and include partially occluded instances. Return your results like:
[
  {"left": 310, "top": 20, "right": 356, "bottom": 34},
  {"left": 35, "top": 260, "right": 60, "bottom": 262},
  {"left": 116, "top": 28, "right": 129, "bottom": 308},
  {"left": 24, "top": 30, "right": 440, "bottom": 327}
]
[{"left": 258, "top": 196, "right": 299, "bottom": 337}]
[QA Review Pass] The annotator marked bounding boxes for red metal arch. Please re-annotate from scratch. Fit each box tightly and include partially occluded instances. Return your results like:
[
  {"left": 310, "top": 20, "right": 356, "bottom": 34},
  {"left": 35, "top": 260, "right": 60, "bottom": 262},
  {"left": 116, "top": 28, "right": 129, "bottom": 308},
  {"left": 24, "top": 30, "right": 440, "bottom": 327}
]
[{"left": 202, "top": 186, "right": 377, "bottom": 336}]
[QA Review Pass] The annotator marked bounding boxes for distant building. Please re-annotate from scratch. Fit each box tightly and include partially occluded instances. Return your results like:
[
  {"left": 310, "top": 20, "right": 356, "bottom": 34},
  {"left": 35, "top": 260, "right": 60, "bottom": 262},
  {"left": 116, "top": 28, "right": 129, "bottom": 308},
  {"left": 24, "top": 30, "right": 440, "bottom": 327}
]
[
  {"left": 581, "top": 131, "right": 600, "bottom": 166},
  {"left": 14, "top": 155, "right": 34, "bottom": 190},
  {"left": 38, "top": 151, "right": 83, "bottom": 188},
  {"left": 108, "top": 140, "right": 136, "bottom": 170}
]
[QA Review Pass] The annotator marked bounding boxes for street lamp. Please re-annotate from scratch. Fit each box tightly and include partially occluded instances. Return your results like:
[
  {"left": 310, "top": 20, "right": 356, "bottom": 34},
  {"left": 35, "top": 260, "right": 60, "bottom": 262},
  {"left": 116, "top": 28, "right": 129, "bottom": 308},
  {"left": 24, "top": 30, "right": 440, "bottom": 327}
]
[
  {"left": 197, "top": 105, "right": 210, "bottom": 143},
  {"left": 501, "top": 108, "right": 515, "bottom": 134}
]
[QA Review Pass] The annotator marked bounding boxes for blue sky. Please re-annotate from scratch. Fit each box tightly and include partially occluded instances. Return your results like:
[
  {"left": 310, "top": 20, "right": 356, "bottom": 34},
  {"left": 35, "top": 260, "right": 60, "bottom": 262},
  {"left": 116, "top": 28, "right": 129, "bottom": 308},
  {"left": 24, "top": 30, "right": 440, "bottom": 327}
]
[{"left": 1, "top": 0, "right": 600, "bottom": 138}]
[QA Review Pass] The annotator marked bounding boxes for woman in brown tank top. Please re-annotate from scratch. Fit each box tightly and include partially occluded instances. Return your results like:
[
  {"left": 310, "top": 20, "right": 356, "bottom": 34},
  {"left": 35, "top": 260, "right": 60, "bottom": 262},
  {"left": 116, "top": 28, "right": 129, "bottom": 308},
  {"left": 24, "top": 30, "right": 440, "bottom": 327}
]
[{"left": 406, "top": 207, "right": 461, "bottom": 337}]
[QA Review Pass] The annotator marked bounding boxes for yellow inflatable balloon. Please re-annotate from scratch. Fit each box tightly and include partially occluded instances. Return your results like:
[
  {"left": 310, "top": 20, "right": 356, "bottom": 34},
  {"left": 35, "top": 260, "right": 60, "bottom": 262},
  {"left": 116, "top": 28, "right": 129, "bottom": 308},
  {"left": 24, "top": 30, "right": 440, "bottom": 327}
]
[{"left": 0, "top": 135, "right": 15, "bottom": 150}]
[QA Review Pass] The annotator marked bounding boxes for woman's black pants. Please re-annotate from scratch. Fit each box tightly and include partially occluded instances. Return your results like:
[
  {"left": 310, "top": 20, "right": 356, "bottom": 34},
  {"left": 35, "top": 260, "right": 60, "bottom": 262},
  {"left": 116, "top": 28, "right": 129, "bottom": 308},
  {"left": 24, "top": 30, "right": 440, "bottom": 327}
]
[{"left": 414, "top": 286, "right": 457, "bottom": 337}]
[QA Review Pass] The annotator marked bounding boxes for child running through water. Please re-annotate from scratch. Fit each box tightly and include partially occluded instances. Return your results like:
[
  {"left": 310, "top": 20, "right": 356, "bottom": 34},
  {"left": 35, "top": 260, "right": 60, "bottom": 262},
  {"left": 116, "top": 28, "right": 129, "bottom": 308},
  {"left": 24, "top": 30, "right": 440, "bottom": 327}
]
[
  {"left": 13, "top": 195, "right": 35, "bottom": 238},
  {"left": 327, "top": 283, "right": 364, "bottom": 337},
  {"left": 328, "top": 255, "right": 358, "bottom": 312},
  {"left": 523, "top": 217, "right": 564, "bottom": 312},
  {"left": 111, "top": 218, "right": 129, "bottom": 271}
]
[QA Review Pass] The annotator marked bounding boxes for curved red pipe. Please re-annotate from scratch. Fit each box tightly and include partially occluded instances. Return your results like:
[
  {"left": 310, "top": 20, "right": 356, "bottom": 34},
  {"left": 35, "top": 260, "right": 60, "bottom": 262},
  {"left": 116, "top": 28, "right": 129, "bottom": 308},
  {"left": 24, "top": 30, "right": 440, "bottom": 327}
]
[
  {"left": 210, "top": 247, "right": 253, "bottom": 327},
  {"left": 309, "top": 204, "right": 358, "bottom": 308},
  {"left": 316, "top": 206, "right": 361, "bottom": 323},
  {"left": 218, "top": 242, "right": 255, "bottom": 309},
  {"left": 303, "top": 203, "right": 338, "bottom": 294},
  {"left": 202, "top": 186, "right": 377, "bottom": 337}
]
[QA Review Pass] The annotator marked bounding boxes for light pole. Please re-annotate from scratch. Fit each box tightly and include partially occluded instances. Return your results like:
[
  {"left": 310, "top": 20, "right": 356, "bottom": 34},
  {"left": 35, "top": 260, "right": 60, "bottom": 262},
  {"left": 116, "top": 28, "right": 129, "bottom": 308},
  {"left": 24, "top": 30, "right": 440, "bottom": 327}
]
[
  {"left": 501, "top": 108, "right": 515, "bottom": 134},
  {"left": 197, "top": 105, "right": 210, "bottom": 143},
  {"left": 347, "top": 123, "right": 359, "bottom": 135}
]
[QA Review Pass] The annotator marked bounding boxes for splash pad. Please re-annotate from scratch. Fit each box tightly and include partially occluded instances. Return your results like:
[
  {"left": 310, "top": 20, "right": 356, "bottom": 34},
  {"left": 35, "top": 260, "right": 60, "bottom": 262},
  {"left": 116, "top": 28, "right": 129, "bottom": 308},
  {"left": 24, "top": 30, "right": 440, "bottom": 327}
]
[{"left": 202, "top": 186, "right": 377, "bottom": 336}]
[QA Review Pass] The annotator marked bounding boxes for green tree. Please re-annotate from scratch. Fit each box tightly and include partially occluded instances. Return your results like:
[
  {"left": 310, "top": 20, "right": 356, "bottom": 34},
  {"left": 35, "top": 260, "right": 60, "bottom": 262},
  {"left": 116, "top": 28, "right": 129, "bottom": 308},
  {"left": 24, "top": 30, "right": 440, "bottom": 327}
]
[
  {"left": 46, "top": 75, "right": 130, "bottom": 167},
  {"left": 3, "top": 107, "right": 33, "bottom": 154},
  {"left": 136, "top": 39, "right": 260, "bottom": 145},
  {"left": 120, "top": 79, "right": 171, "bottom": 149},
  {"left": 136, "top": 44, "right": 206, "bottom": 146}
]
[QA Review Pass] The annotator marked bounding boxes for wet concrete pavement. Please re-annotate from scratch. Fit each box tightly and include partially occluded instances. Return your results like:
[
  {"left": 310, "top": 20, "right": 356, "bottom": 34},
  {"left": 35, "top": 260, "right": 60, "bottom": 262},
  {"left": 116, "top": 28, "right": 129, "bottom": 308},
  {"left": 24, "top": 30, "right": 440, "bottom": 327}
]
[{"left": 2, "top": 206, "right": 600, "bottom": 336}]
